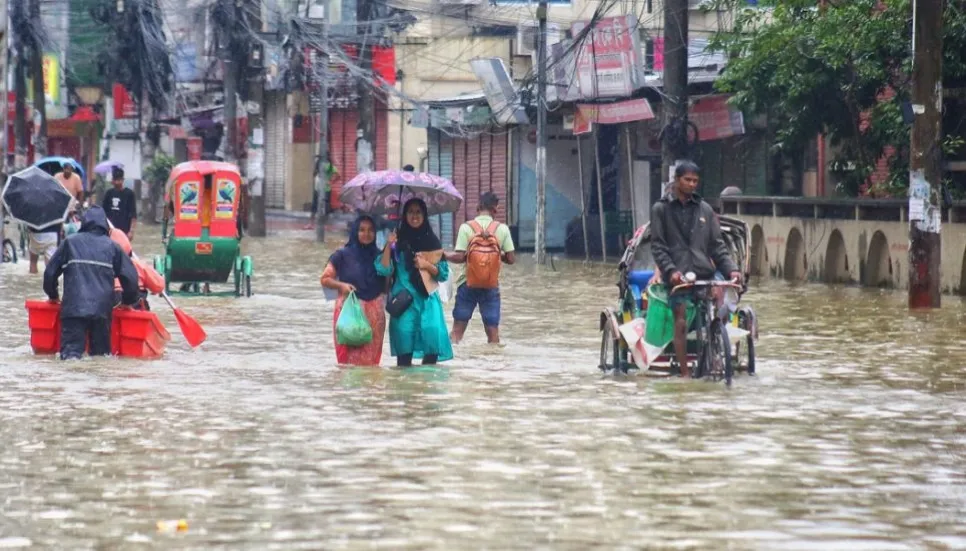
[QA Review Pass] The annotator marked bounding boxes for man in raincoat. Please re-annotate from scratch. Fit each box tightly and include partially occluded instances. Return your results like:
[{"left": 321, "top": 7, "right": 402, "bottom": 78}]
[{"left": 43, "top": 206, "right": 140, "bottom": 360}]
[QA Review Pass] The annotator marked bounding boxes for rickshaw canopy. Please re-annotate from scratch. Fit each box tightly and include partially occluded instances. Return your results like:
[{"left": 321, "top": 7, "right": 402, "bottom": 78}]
[{"left": 165, "top": 161, "right": 242, "bottom": 239}]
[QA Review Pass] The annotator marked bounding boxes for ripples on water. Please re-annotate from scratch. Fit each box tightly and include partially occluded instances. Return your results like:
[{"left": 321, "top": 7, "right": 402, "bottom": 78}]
[{"left": 2, "top": 226, "right": 966, "bottom": 549}]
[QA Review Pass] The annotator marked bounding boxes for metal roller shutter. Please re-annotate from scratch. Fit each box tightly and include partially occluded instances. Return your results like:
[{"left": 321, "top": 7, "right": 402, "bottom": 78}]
[
  {"left": 264, "top": 92, "right": 287, "bottom": 209},
  {"left": 450, "top": 132, "right": 509, "bottom": 241},
  {"left": 328, "top": 105, "right": 390, "bottom": 209}
]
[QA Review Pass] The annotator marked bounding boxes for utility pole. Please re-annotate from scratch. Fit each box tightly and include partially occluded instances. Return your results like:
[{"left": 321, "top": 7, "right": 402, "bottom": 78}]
[
  {"left": 315, "top": 23, "right": 330, "bottom": 242},
  {"left": 660, "top": 0, "right": 689, "bottom": 183},
  {"left": 29, "top": 0, "right": 45, "bottom": 159},
  {"left": 534, "top": 0, "right": 548, "bottom": 264},
  {"left": 12, "top": 0, "right": 27, "bottom": 169},
  {"left": 221, "top": 0, "right": 238, "bottom": 165},
  {"left": 908, "top": 0, "right": 943, "bottom": 309},
  {"left": 356, "top": 0, "right": 375, "bottom": 175},
  {"left": 246, "top": 0, "right": 266, "bottom": 237},
  {"left": 0, "top": 0, "right": 7, "bottom": 248},
  {"left": 0, "top": 0, "right": 8, "bottom": 178}
]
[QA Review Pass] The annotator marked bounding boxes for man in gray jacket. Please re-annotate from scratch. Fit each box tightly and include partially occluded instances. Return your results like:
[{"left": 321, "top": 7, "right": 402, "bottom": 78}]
[{"left": 650, "top": 160, "right": 741, "bottom": 378}]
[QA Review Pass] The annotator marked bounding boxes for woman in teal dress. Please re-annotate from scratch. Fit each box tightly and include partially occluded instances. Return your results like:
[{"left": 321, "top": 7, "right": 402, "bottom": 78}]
[{"left": 376, "top": 198, "right": 454, "bottom": 367}]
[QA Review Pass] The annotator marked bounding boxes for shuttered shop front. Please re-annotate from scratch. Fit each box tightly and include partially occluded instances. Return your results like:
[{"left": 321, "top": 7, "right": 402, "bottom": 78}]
[
  {"left": 328, "top": 107, "right": 389, "bottom": 209},
  {"left": 264, "top": 92, "right": 288, "bottom": 209},
  {"left": 452, "top": 132, "right": 509, "bottom": 236},
  {"left": 427, "top": 128, "right": 455, "bottom": 247}
]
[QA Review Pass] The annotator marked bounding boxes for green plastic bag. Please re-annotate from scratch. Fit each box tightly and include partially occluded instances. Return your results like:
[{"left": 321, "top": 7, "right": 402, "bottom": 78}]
[{"left": 336, "top": 292, "right": 373, "bottom": 346}]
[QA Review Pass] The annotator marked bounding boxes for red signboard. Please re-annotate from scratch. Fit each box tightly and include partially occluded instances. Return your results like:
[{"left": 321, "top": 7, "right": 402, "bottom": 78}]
[
  {"left": 689, "top": 95, "right": 745, "bottom": 142},
  {"left": 187, "top": 137, "right": 202, "bottom": 160},
  {"left": 573, "top": 98, "right": 655, "bottom": 134},
  {"left": 113, "top": 84, "right": 137, "bottom": 119},
  {"left": 571, "top": 15, "right": 643, "bottom": 99}
]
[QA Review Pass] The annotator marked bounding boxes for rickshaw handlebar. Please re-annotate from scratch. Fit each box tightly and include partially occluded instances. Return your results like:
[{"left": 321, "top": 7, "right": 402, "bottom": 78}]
[{"left": 670, "top": 280, "right": 742, "bottom": 295}]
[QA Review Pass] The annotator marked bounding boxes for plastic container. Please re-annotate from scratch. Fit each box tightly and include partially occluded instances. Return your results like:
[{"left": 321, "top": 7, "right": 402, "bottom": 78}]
[
  {"left": 112, "top": 309, "right": 171, "bottom": 360},
  {"left": 25, "top": 299, "right": 170, "bottom": 359},
  {"left": 644, "top": 284, "right": 695, "bottom": 347},
  {"left": 25, "top": 300, "right": 61, "bottom": 354}
]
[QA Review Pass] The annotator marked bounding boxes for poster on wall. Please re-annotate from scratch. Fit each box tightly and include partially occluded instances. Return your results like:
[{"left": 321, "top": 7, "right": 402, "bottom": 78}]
[
  {"left": 216, "top": 179, "right": 236, "bottom": 219},
  {"left": 187, "top": 137, "right": 203, "bottom": 160},
  {"left": 179, "top": 181, "right": 199, "bottom": 220}
]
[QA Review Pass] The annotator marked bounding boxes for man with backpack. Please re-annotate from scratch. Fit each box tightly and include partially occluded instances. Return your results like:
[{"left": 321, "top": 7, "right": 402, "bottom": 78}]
[{"left": 445, "top": 192, "right": 515, "bottom": 344}]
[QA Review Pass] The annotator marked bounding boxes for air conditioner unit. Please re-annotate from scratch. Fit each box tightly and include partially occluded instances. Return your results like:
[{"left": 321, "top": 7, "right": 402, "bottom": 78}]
[{"left": 514, "top": 22, "right": 560, "bottom": 57}]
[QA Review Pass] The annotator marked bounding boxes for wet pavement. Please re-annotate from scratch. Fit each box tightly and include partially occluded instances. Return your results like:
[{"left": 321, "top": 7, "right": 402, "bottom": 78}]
[{"left": 2, "top": 224, "right": 966, "bottom": 549}]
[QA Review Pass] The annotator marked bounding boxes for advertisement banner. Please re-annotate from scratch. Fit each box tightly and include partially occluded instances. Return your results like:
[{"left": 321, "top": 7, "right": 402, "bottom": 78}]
[
  {"left": 571, "top": 15, "right": 644, "bottom": 99},
  {"left": 179, "top": 181, "right": 200, "bottom": 220},
  {"left": 576, "top": 98, "right": 655, "bottom": 126},
  {"left": 113, "top": 83, "right": 137, "bottom": 119},
  {"left": 215, "top": 179, "right": 236, "bottom": 219},
  {"left": 689, "top": 95, "right": 745, "bottom": 141}
]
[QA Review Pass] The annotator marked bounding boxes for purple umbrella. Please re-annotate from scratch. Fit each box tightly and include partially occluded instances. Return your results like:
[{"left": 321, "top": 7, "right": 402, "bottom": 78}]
[
  {"left": 339, "top": 170, "right": 463, "bottom": 216},
  {"left": 94, "top": 160, "right": 124, "bottom": 175}
]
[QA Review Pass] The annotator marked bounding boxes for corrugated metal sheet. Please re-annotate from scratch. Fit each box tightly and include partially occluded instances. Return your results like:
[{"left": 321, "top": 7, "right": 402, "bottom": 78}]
[
  {"left": 451, "top": 133, "right": 508, "bottom": 233},
  {"left": 264, "top": 92, "right": 287, "bottom": 209},
  {"left": 426, "top": 129, "right": 455, "bottom": 247},
  {"left": 426, "top": 130, "right": 508, "bottom": 247},
  {"left": 328, "top": 106, "right": 389, "bottom": 209}
]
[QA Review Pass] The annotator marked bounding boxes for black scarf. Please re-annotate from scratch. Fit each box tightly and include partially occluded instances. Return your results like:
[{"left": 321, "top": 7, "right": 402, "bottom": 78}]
[{"left": 395, "top": 198, "right": 441, "bottom": 296}]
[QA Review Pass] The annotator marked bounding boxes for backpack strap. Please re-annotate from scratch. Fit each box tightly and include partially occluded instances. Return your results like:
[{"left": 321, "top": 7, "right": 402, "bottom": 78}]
[
  {"left": 467, "top": 220, "right": 484, "bottom": 235},
  {"left": 485, "top": 221, "right": 500, "bottom": 236}
]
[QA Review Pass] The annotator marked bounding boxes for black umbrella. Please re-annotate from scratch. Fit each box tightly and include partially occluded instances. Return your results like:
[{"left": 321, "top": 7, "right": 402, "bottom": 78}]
[{"left": 1, "top": 166, "right": 73, "bottom": 231}]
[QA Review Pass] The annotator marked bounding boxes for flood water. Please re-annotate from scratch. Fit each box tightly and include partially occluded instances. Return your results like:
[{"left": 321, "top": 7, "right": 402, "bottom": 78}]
[{"left": 2, "top": 223, "right": 966, "bottom": 549}]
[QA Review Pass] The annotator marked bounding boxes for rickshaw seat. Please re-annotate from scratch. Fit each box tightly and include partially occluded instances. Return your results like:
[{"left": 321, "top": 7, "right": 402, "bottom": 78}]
[{"left": 627, "top": 269, "right": 655, "bottom": 309}]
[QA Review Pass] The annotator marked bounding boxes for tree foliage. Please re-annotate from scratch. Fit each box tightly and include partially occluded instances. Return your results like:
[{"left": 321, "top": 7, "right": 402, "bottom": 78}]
[{"left": 710, "top": 0, "right": 966, "bottom": 196}]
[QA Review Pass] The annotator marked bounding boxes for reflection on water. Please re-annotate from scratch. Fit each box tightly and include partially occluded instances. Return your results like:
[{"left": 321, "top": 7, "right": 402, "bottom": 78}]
[{"left": 2, "top": 225, "right": 966, "bottom": 549}]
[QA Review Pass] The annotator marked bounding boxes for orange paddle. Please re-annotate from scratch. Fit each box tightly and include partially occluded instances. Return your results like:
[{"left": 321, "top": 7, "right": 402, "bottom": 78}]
[{"left": 107, "top": 220, "right": 207, "bottom": 348}]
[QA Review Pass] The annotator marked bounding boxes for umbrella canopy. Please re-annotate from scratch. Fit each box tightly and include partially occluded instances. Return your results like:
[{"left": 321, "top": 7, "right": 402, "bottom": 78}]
[
  {"left": 95, "top": 160, "right": 124, "bottom": 175},
  {"left": 339, "top": 170, "right": 462, "bottom": 216},
  {"left": 34, "top": 156, "right": 87, "bottom": 190},
  {"left": 2, "top": 166, "right": 74, "bottom": 231}
]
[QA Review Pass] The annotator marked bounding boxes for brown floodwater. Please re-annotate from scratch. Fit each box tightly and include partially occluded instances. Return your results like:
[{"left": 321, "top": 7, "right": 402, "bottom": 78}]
[{"left": 2, "top": 223, "right": 966, "bottom": 549}]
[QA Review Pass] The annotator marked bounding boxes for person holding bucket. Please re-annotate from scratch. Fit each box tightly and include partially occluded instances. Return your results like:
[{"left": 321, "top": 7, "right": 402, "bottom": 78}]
[{"left": 320, "top": 215, "right": 387, "bottom": 366}]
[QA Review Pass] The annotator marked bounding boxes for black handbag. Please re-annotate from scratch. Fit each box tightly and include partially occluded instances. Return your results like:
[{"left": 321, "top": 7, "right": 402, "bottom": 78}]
[
  {"left": 386, "top": 288, "right": 413, "bottom": 318},
  {"left": 384, "top": 254, "right": 413, "bottom": 317}
]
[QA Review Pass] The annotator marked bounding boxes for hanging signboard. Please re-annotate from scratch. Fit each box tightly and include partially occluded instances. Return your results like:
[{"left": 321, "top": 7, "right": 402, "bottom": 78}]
[
  {"left": 470, "top": 57, "right": 529, "bottom": 125},
  {"left": 573, "top": 98, "right": 655, "bottom": 134},
  {"left": 113, "top": 84, "right": 137, "bottom": 119},
  {"left": 689, "top": 95, "right": 745, "bottom": 141},
  {"left": 571, "top": 15, "right": 645, "bottom": 99}
]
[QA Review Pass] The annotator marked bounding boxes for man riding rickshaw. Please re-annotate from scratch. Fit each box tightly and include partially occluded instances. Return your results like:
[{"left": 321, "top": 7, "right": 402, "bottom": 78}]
[{"left": 598, "top": 161, "right": 758, "bottom": 383}]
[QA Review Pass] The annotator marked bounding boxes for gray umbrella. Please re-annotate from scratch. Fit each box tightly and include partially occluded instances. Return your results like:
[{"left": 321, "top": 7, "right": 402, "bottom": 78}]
[{"left": 1, "top": 166, "right": 73, "bottom": 231}]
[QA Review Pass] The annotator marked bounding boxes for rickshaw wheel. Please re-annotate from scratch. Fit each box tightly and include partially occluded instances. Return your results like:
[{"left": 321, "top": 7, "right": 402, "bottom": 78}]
[
  {"left": 743, "top": 336, "right": 756, "bottom": 375},
  {"left": 2, "top": 239, "right": 17, "bottom": 263},
  {"left": 698, "top": 320, "right": 733, "bottom": 385},
  {"left": 599, "top": 323, "right": 620, "bottom": 371},
  {"left": 736, "top": 311, "right": 756, "bottom": 375},
  {"left": 244, "top": 275, "right": 252, "bottom": 297}
]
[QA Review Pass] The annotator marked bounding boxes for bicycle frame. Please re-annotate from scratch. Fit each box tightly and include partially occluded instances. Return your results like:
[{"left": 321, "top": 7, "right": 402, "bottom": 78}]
[{"left": 670, "top": 280, "right": 741, "bottom": 380}]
